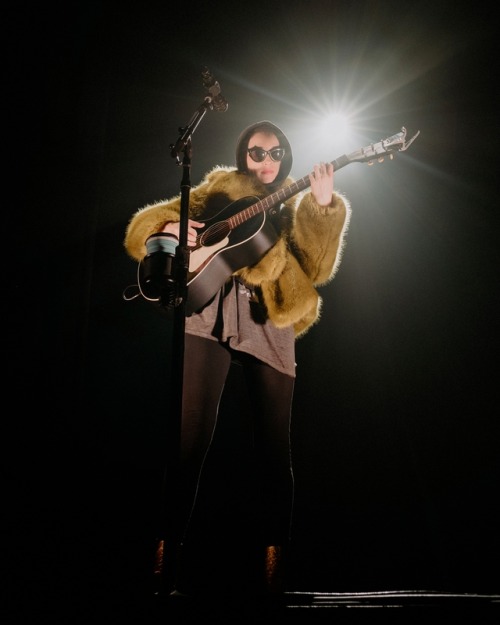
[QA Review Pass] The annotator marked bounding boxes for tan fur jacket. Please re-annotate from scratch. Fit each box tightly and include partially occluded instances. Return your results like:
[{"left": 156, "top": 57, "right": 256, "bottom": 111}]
[{"left": 124, "top": 166, "right": 351, "bottom": 337}]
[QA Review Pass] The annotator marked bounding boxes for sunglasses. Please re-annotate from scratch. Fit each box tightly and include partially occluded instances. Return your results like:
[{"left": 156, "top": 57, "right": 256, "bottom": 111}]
[{"left": 247, "top": 146, "right": 286, "bottom": 163}]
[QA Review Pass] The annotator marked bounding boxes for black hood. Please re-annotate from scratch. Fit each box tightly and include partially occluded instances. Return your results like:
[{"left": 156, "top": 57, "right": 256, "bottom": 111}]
[{"left": 235, "top": 120, "right": 293, "bottom": 188}]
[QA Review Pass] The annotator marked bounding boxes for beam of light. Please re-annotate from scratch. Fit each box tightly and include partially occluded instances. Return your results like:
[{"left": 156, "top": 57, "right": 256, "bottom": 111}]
[
  {"left": 216, "top": 3, "right": 484, "bottom": 180},
  {"left": 319, "top": 113, "right": 352, "bottom": 145}
]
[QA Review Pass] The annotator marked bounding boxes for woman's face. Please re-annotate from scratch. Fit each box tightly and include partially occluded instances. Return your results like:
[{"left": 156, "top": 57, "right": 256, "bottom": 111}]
[{"left": 246, "top": 131, "right": 283, "bottom": 185}]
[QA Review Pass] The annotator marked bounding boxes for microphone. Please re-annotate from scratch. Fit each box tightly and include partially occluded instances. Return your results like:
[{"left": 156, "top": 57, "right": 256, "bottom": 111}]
[
  {"left": 201, "top": 66, "right": 228, "bottom": 112},
  {"left": 140, "top": 233, "right": 181, "bottom": 308}
]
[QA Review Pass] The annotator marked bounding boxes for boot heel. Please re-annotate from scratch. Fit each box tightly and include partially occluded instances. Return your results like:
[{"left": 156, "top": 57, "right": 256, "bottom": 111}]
[
  {"left": 152, "top": 539, "right": 181, "bottom": 597},
  {"left": 262, "top": 545, "right": 286, "bottom": 595}
]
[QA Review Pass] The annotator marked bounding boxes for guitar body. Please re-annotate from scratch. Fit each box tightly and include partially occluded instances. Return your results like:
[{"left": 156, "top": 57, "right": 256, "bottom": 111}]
[{"left": 186, "top": 196, "right": 279, "bottom": 314}]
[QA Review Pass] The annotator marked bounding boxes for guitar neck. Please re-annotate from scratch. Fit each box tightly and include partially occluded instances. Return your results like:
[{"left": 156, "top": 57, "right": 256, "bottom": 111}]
[
  {"left": 225, "top": 127, "right": 420, "bottom": 230},
  {"left": 227, "top": 154, "right": 351, "bottom": 229}
]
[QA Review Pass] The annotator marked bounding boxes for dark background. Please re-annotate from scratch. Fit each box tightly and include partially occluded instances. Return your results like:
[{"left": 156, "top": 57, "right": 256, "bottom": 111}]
[{"left": 6, "top": 0, "right": 498, "bottom": 619}]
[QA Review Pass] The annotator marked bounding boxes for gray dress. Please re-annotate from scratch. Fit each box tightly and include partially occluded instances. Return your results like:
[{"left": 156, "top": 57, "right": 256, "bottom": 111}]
[{"left": 185, "top": 277, "right": 296, "bottom": 378}]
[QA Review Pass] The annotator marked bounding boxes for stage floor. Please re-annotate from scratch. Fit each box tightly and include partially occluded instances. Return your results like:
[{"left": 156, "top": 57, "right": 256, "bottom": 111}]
[
  {"left": 10, "top": 581, "right": 500, "bottom": 624},
  {"left": 148, "top": 589, "right": 500, "bottom": 624}
]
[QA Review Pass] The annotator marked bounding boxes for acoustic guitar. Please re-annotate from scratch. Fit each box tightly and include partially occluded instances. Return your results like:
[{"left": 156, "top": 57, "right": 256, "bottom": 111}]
[{"left": 138, "top": 127, "right": 419, "bottom": 314}]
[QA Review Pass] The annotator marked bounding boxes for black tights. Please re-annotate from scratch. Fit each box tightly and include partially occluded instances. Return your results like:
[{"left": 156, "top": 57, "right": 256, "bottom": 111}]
[{"left": 169, "top": 333, "right": 295, "bottom": 547}]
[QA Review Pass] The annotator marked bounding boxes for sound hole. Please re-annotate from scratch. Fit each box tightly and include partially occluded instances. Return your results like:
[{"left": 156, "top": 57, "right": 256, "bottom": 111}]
[{"left": 200, "top": 221, "right": 230, "bottom": 247}]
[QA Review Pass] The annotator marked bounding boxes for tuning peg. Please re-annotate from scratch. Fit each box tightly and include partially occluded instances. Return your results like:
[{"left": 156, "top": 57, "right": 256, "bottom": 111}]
[
  {"left": 378, "top": 157, "right": 384, "bottom": 163},
  {"left": 389, "top": 154, "right": 394, "bottom": 160},
  {"left": 368, "top": 161, "right": 374, "bottom": 166}
]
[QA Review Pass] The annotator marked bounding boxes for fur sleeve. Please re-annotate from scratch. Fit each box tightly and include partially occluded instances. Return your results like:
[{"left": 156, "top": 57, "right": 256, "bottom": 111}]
[
  {"left": 123, "top": 166, "right": 236, "bottom": 261},
  {"left": 291, "top": 191, "right": 351, "bottom": 285}
]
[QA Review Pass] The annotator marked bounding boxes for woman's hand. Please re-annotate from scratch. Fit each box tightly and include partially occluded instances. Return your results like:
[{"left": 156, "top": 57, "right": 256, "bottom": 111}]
[
  {"left": 309, "top": 162, "right": 334, "bottom": 207},
  {"left": 162, "top": 219, "right": 205, "bottom": 246}
]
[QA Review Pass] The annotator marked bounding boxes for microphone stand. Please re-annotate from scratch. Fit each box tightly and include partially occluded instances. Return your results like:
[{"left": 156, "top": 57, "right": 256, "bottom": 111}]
[{"left": 153, "top": 96, "right": 214, "bottom": 594}]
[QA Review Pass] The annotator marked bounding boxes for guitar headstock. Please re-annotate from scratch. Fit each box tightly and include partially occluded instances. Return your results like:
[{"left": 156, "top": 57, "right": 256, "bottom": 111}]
[{"left": 348, "top": 127, "right": 420, "bottom": 165}]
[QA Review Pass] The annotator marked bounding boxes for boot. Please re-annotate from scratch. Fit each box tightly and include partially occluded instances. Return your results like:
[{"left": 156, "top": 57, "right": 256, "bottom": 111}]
[
  {"left": 152, "top": 539, "right": 185, "bottom": 597},
  {"left": 260, "top": 545, "right": 287, "bottom": 596}
]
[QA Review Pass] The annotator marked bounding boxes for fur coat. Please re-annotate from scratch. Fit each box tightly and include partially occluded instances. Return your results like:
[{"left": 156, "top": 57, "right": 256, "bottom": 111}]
[{"left": 124, "top": 166, "right": 351, "bottom": 337}]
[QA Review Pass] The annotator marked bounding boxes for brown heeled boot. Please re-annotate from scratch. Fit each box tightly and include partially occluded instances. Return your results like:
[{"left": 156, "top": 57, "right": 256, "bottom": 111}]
[
  {"left": 153, "top": 539, "right": 185, "bottom": 597},
  {"left": 261, "top": 545, "right": 287, "bottom": 596}
]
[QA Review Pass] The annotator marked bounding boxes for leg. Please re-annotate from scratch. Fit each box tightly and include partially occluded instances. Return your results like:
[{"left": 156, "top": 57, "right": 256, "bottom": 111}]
[
  {"left": 173, "top": 334, "right": 233, "bottom": 544},
  {"left": 157, "top": 334, "right": 231, "bottom": 594},
  {"left": 241, "top": 356, "right": 295, "bottom": 546},
  {"left": 241, "top": 356, "right": 295, "bottom": 594}
]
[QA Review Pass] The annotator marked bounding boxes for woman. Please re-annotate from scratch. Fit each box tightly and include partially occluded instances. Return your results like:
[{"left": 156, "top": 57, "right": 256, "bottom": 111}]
[{"left": 124, "top": 121, "right": 351, "bottom": 596}]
